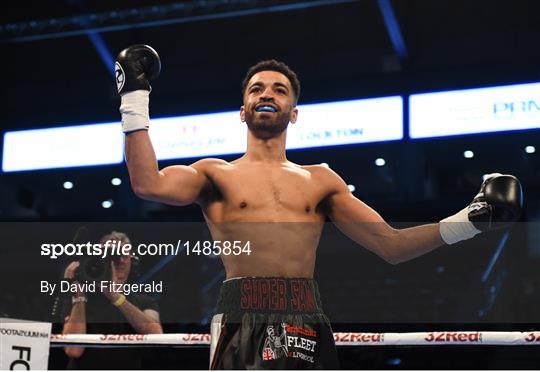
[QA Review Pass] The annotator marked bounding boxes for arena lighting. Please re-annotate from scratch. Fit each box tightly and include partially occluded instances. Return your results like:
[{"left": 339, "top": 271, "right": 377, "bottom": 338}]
[
  {"left": 410, "top": 81, "right": 540, "bottom": 139},
  {"left": 151, "top": 96, "right": 403, "bottom": 160},
  {"left": 63, "top": 181, "right": 73, "bottom": 190},
  {"left": 111, "top": 178, "right": 122, "bottom": 186},
  {"left": 347, "top": 184, "right": 356, "bottom": 192},
  {"left": 2, "top": 123, "right": 123, "bottom": 172},
  {"left": 435, "top": 266, "right": 445, "bottom": 273},
  {"left": 375, "top": 158, "right": 386, "bottom": 166},
  {"left": 386, "top": 358, "right": 402, "bottom": 366},
  {"left": 464, "top": 150, "right": 474, "bottom": 159},
  {"left": 525, "top": 145, "right": 536, "bottom": 154},
  {"left": 2, "top": 96, "right": 403, "bottom": 172},
  {"left": 101, "top": 199, "right": 113, "bottom": 209}
]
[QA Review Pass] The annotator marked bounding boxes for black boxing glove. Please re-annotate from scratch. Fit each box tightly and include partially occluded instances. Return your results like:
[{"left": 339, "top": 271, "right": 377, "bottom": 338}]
[
  {"left": 439, "top": 173, "right": 523, "bottom": 244},
  {"left": 115, "top": 45, "right": 161, "bottom": 133},
  {"left": 468, "top": 173, "right": 523, "bottom": 230},
  {"left": 115, "top": 44, "right": 160, "bottom": 94}
]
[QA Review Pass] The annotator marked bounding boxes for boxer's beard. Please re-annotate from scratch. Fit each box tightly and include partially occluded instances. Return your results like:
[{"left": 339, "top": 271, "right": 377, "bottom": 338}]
[{"left": 244, "top": 109, "right": 291, "bottom": 139}]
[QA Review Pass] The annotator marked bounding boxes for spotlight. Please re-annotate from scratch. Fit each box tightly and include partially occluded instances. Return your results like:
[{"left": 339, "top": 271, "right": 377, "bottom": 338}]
[
  {"left": 386, "top": 358, "right": 401, "bottom": 366},
  {"left": 463, "top": 150, "right": 474, "bottom": 159},
  {"left": 375, "top": 158, "right": 386, "bottom": 167},
  {"left": 525, "top": 145, "right": 535, "bottom": 154},
  {"left": 63, "top": 181, "right": 74, "bottom": 190},
  {"left": 101, "top": 199, "right": 113, "bottom": 209},
  {"left": 347, "top": 184, "right": 356, "bottom": 192},
  {"left": 111, "top": 177, "right": 122, "bottom": 186}
]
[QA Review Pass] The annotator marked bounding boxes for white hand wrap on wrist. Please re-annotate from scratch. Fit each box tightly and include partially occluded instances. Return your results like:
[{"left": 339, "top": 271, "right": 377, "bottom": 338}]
[
  {"left": 439, "top": 206, "right": 481, "bottom": 245},
  {"left": 120, "top": 90, "right": 150, "bottom": 133}
]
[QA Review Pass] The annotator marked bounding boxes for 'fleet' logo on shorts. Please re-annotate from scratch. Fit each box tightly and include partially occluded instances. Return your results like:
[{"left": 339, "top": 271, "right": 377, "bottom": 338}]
[
  {"left": 262, "top": 324, "right": 288, "bottom": 361},
  {"left": 261, "top": 323, "right": 317, "bottom": 364},
  {"left": 115, "top": 62, "right": 125, "bottom": 93}
]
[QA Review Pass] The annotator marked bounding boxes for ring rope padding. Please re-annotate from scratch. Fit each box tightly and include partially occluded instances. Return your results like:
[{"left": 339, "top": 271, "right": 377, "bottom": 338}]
[{"left": 49, "top": 331, "right": 540, "bottom": 347}]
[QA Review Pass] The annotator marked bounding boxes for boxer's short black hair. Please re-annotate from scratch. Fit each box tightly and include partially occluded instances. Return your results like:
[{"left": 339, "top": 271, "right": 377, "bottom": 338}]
[{"left": 242, "top": 60, "right": 301, "bottom": 104}]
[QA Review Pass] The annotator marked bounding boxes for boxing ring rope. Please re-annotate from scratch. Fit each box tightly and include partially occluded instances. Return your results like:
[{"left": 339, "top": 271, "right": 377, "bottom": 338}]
[{"left": 50, "top": 331, "right": 540, "bottom": 347}]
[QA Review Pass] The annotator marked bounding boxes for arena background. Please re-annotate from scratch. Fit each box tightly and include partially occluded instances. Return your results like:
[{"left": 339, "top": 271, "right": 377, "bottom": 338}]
[{"left": 1, "top": 0, "right": 540, "bottom": 369}]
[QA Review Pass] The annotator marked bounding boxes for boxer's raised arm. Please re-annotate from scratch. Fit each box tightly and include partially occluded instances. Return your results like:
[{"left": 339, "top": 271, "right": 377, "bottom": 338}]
[
  {"left": 116, "top": 45, "right": 212, "bottom": 206},
  {"left": 125, "top": 132, "right": 212, "bottom": 205}
]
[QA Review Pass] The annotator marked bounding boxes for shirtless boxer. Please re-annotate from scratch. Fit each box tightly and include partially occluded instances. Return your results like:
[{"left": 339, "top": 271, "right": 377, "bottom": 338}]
[{"left": 115, "top": 45, "right": 523, "bottom": 369}]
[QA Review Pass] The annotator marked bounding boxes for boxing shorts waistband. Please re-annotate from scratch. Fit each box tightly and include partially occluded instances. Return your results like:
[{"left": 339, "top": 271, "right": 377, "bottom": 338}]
[{"left": 215, "top": 277, "right": 323, "bottom": 316}]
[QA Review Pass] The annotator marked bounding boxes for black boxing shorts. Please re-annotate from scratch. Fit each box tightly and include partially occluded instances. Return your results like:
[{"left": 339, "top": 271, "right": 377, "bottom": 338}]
[{"left": 209, "top": 277, "right": 339, "bottom": 369}]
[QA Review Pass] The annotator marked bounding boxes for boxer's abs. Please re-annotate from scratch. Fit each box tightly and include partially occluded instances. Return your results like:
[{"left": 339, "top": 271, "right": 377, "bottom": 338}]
[{"left": 205, "top": 214, "right": 324, "bottom": 278}]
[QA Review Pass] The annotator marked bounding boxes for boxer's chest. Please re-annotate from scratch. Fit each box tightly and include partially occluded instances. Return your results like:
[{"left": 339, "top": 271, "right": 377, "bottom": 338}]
[{"left": 208, "top": 164, "right": 326, "bottom": 215}]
